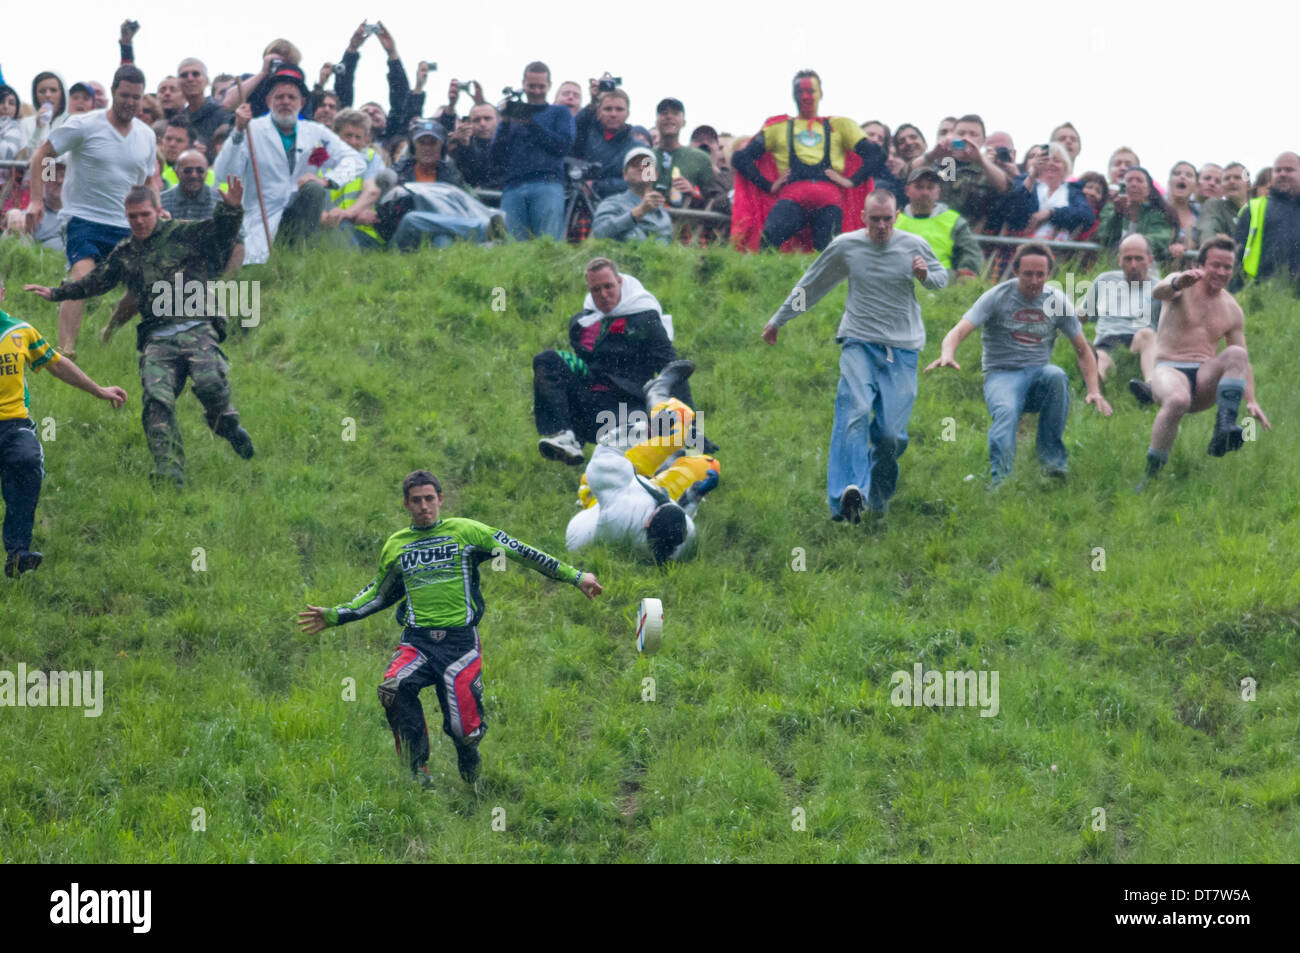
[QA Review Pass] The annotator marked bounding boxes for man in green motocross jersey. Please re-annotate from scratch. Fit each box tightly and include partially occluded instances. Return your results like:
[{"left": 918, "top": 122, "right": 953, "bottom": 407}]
[{"left": 297, "top": 470, "right": 603, "bottom": 787}]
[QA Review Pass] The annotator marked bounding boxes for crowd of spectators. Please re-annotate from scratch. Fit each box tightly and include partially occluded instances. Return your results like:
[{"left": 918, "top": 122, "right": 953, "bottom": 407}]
[{"left": 0, "top": 21, "right": 1297, "bottom": 295}]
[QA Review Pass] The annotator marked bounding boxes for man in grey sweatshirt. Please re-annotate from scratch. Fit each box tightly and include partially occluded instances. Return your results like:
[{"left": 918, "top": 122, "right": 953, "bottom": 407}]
[
  {"left": 762, "top": 189, "right": 947, "bottom": 522},
  {"left": 592, "top": 147, "right": 673, "bottom": 243}
]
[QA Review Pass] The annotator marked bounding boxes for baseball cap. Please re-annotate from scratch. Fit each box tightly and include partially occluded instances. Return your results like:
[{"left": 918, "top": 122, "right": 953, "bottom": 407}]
[
  {"left": 623, "top": 146, "right": 656, "bottom": 169},
  {"left": 907, "top": 166, "right": 943, "bottom": 185},
  {"left": 411, "top": 119, "right": 446, "bottom": 143},
  {"left": 656, "top": 97, "right": 685, "bottom": 115},
  {"left": 68, "top": 82, "right": 95, "bottom": 98}
]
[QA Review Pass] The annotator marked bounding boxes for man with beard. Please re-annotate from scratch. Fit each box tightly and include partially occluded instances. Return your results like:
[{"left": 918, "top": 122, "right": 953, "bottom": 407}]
[{"left": 214, "top": 65, "right": 365, "bottom": 263}]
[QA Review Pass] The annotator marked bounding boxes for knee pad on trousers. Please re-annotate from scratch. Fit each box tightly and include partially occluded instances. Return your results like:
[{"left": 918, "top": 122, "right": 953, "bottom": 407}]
[{"left": 377, "top": 677, "right": 400, "bottom": 709}]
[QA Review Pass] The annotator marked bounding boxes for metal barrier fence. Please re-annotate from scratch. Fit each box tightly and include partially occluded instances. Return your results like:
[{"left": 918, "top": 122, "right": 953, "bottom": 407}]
[{"left": 0, "top": 159, "right": 1186, "bottom": 259}]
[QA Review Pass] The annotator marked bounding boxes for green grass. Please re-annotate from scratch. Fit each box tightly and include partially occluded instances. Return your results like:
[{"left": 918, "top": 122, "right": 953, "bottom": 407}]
[{"left": 1, "top": 236, "right": 1297, "bottom": 863}]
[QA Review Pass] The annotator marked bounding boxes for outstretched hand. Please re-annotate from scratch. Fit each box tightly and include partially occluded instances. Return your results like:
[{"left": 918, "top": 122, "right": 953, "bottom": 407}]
[
  {"left": 99, "top": 385, "right": 128, "bottom": 409},
  {"left": 578, "top": 573, "right": 603, "bottom": 600},
  {"left": 924, "top": 355, "right": 960, "bottom": 372},
  {"left": 1246, "top": 400, "right": 1272, "bottom": 430},
  {"left": 296, "top": 607, "right": 328, "bottom": 635},
  {"left": 1085, "top": 392, "right": 1113, "bottom": 417},
  {"left": 23, "top": 285, "right": 53, "bottom": 300}
]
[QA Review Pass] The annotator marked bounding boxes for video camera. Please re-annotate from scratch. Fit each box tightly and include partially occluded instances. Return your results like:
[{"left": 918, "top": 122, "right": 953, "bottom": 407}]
[{"left": 501, "top": 87, "right": 540, "bottom": 121}]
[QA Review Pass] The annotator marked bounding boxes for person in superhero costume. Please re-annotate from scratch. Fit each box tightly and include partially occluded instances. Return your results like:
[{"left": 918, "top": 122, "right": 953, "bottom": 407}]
[{"left": 731, "top": 70, "right": 886, "bottom": 252}]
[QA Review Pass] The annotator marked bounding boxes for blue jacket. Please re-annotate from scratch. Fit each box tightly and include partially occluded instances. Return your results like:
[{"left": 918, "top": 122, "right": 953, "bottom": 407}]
[
  {"left": 489, "top": 104, "right": 576, "bottom": 189},
  {"left": 999, "top": 174, "right": 1095, "bottom": 234}
]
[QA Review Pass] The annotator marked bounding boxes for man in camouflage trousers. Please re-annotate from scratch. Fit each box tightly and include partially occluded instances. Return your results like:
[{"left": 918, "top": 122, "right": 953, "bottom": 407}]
[{"left": 25, "top": 178, "right": 254, "bottom": 485}]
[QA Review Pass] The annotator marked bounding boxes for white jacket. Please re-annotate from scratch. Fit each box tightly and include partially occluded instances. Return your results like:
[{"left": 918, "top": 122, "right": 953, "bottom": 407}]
[
  {"left": 213, "top": 114, "right": 365, "bottom": 263},
  {"left": 566, "top": 446, "right": 695, "bottom": 561}
]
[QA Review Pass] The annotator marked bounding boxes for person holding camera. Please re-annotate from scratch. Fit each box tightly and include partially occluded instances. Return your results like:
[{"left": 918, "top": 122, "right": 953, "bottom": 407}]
[
  {"left": 906, "top": 114, "right": 1011, "bottom": 233},
  {"left": 488, "top": 61, "right": 576, "bottom": 240},
  {"left": 571, "top": 77, "right": 637, "bottom": 201},
  {"left": 592, "top": 148, "right": 673, "bottom": 243},
  {"left": 447, "top": 98, "right": 503, "bottom": 191}
]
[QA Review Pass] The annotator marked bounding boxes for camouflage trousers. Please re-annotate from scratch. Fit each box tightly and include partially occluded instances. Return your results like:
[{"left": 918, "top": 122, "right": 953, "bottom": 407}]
[{"left": 139, "top": 323, "right": 241, "bottom": 481}]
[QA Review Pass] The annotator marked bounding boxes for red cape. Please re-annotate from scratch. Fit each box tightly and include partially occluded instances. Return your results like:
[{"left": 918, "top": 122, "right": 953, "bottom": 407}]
[{"left": 730, "top": 114, "right": 872, "bottom": 252}]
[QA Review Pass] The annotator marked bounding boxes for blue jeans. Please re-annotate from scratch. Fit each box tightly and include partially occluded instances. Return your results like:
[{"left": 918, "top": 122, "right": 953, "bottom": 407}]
[
  {"left": 501, "top": 180, "right": 564, "bottom": 240},
  {"left": 827, "top": 340, "right": 917, "bottom": 517},
  {"left": 983, "top": 364, "right": 1070, "bottom": 482},
  {"left": 390, "top": 211, "right": 489, "bottom": 250}
]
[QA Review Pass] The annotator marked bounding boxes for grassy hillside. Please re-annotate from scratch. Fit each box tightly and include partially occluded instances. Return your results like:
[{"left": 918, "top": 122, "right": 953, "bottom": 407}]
[{"left": 1, "top": 236, "right": 1296, "bottom": 862}]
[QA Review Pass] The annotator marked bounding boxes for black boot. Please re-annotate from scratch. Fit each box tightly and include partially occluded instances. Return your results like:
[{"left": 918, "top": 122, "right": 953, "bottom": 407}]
[{"left": 1207, "top": 408, "right": 1244, "bottom": 457}]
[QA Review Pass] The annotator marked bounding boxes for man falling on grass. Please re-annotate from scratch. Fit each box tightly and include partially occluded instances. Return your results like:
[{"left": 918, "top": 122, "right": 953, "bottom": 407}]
[
  {"left": 1135, "top": 235, "right": 1270, "bottom": 490},
  {"left": 297, "top": 470, "right": 603, "bottom": 787},
  {"left": 25, "top": 178, "right": 253, "bottom": 486}
]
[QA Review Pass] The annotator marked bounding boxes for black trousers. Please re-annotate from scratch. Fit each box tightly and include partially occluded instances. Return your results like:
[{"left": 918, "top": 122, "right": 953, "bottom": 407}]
[
  {"left": 532, "top": 350, "right": 695, "bottom": 444},
  {"left": 761, "top": 199, "right": 842, "bottom": 251},
  {"left": 0, "top": 419, "right": 44, "bottom": 555},
  {"left": 377, "top": 625, "right": 485, "bottom": 771}
]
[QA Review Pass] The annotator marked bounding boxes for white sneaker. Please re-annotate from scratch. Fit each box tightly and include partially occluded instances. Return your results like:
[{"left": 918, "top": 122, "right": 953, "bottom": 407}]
[{"left": 539, "top": 430, "right": 585, "bottom": 465}]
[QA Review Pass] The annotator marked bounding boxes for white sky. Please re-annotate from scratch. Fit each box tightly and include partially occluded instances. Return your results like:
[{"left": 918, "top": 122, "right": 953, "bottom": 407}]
[{"left": 5, "top": 1, "right": 1293, "bottom": 186}]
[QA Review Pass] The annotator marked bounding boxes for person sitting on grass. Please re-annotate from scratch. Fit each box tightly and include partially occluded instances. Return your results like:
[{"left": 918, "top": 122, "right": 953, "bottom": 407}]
[
  {"left": 533, "top": 257, "right": 693, "bottom": 466},
  {"left": 296, "top": 470, "right": 603, "bottom": 788}
]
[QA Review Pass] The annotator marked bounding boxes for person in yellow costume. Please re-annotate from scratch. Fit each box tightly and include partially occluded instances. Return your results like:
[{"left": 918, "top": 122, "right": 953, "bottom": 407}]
[
  {"left": 731, "top": 69, "right": 885, "bottom": 252},
  {"left": 567, "top": 361, "right": 719, "bottom": 564}
]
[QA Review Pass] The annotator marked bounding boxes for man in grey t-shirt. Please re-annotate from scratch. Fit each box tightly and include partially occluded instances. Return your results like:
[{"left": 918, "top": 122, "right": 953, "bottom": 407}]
[
  {"left": 928, "top": 242, "right": 1111, "bottom": 483},
  {"left": 1078, "top": 234, "right": 1161, "bottom": 401},
  {"left": 763, "top": 189, "right": 947, "bottom": 521}
]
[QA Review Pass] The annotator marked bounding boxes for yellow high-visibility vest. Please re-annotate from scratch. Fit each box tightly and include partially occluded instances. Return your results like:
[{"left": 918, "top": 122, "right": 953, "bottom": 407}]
[
  {"left": 1241, "top": 196, "right": 1268, "bottom": 279},
  {"left": 321, "top": 148, "right": 380, "bottom": 242}
]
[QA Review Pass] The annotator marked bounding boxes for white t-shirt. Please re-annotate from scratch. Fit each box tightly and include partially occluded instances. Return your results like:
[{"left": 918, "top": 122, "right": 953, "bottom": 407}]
[
  {"left": 1033, "top": 181, "right": 1070, "bottom": 238},
  {"left": 47, "top": 110, "right": 156, "bottom": 228}
]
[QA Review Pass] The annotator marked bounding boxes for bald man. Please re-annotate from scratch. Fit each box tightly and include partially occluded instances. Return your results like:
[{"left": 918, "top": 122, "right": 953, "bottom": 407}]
[
  {"left": 763, "top": 189, "right": 946, "bottom": 521},
  {"left": 1233, "top": 151, "right": 1300, "bottom": 293},
  {"left": 1077, "top": 234, "right": 1161, "bottom": 399}
]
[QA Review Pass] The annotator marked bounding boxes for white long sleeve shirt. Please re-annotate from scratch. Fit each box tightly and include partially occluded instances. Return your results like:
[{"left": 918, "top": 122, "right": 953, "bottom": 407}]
[
  {"left": 566, "top": 446, "right": 695, "bottom": 561},
  {"left": 213, "top": 114, "right": 365, "bottom": 263}
]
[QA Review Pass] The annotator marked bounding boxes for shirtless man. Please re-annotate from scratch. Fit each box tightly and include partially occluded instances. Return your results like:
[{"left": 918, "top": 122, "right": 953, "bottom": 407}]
[{"left": 1138, "top": 235, "right": 1271, "bottom": 489}]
